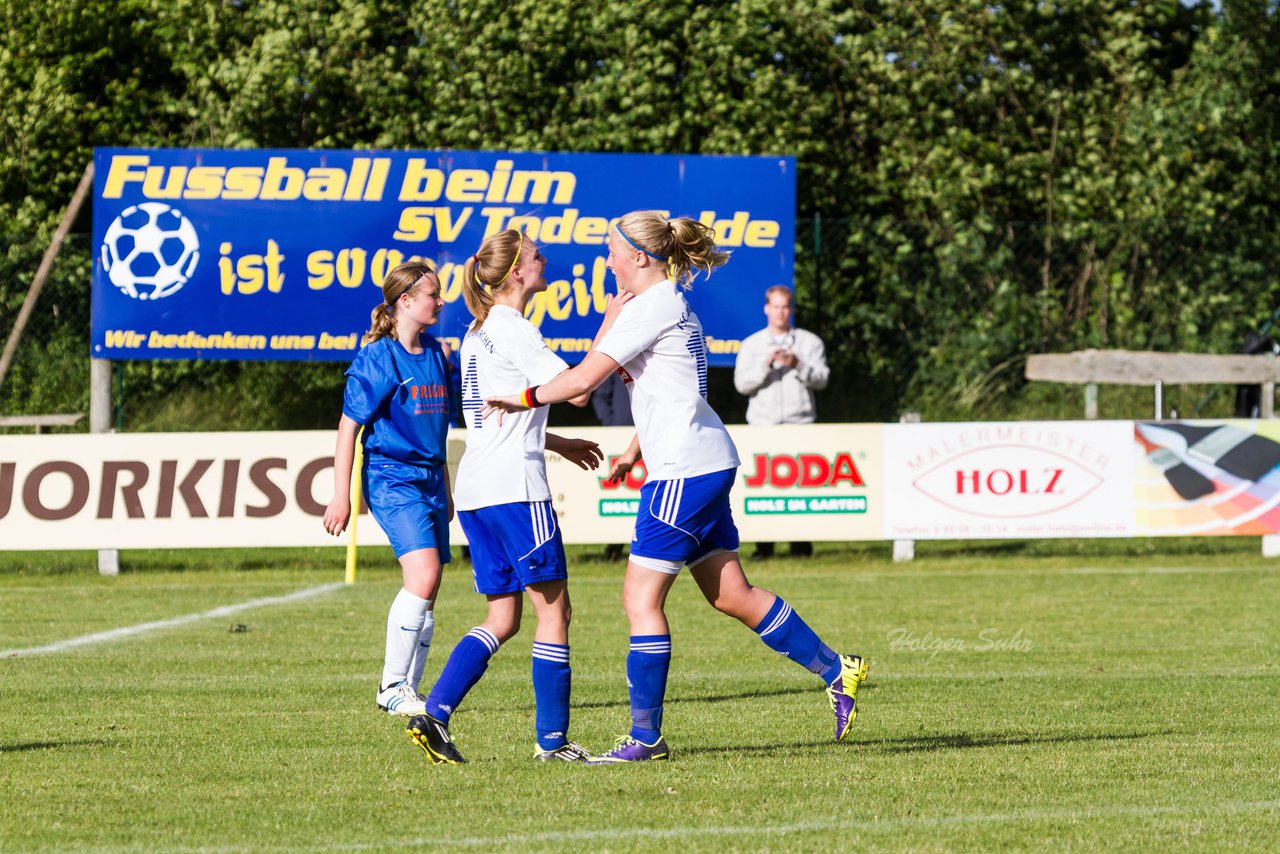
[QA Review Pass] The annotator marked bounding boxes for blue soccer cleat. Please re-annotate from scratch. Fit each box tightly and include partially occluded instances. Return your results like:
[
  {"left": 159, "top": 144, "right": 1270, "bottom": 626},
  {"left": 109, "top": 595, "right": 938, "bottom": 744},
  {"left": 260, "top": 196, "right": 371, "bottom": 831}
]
[
  {"left": 584, "top": 735, "right": 669, "bottom": 764},
  {"left": 827, "top": 653, "right": 867, "bottom": 741}
]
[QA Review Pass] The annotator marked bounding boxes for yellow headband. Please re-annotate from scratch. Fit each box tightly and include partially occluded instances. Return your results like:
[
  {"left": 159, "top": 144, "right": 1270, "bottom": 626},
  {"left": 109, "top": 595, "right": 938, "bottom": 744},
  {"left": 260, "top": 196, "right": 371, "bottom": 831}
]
[{"left": 493, "top": 236, "right": 523, "bottom": 287}]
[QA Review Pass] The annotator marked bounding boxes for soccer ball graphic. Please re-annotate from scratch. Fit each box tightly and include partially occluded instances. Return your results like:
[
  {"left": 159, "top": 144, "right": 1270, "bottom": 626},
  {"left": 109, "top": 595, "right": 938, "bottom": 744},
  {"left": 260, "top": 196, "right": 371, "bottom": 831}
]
[{"left": 100, "top": 202, "right": 200, "bottom": 300}]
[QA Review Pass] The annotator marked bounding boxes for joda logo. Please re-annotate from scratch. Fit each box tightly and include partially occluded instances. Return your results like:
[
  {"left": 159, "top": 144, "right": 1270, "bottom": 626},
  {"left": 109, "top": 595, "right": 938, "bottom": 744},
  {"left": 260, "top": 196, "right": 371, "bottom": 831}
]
[{"left": 743, "top": 453, "right": 864, "bottom": 488}]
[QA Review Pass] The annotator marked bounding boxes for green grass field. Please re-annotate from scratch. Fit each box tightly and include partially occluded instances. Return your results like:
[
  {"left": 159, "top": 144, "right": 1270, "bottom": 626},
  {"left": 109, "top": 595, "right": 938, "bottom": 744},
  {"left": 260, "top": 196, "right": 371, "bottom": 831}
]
[{"left": 3, "top": 540, "right": 1279, "bottom": 852}]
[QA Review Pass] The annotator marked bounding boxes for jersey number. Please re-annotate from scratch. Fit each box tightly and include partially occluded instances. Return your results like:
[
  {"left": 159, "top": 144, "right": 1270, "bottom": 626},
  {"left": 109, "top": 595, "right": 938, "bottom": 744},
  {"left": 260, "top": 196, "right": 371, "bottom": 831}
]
[
  {"left": 686, "top": 330, "right": 709, "bottom": 399},
  {"left": 460, "top": 355, "right": 483, "bottom": 428}
]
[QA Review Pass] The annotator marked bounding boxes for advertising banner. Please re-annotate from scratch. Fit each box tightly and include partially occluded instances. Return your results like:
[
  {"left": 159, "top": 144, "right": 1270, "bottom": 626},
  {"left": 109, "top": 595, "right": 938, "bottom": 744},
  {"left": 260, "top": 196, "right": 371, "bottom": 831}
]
[
  {"left": 0, "top": 432, "right": 395, "bottom": 550},
  {"left": 883, "top": 421, "right": 1134, "bottom": 539},
  {"left": 90, "top": 148, "right": 796, "bottom": 367},
  {"left": 546, "top": 423, "right": 884, "bottom": 543},
  {"left": 1132, "top": 419, "right": 1280, "bottom": 535},
  {"left": 10, "top": 420, "right": 1280, "bottom": 552},
  {"left": 0, "top": 425, "right": 881, "bottom": 551}
]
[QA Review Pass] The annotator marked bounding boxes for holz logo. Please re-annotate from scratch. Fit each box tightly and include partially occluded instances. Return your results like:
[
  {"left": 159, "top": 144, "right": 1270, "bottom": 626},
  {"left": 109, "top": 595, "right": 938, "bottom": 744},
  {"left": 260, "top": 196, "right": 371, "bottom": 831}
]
[
  {"left": 912, "top": 444, "right": 1104, "bottom": 518},
  {"left": 743, "top": 453, "right": 864, "bottom": 489}
]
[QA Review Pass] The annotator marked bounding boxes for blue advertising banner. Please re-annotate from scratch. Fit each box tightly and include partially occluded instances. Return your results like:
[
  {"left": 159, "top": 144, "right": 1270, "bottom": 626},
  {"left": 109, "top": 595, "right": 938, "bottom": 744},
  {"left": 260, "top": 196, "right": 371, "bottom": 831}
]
[{"left": 90, "top": 148, "right": 795, "bottom": 366}]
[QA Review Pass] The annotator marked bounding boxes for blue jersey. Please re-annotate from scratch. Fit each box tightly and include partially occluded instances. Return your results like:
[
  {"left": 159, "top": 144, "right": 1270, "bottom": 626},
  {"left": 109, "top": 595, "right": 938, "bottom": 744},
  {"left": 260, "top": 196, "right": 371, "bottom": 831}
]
[{"left": 342, "top": 334, "right": 451, "bottom": 467}]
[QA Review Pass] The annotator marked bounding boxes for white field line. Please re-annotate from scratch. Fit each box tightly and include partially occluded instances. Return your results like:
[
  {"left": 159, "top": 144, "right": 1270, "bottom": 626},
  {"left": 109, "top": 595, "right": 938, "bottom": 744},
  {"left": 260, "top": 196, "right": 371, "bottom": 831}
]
[
  {"left": 863, "top": 563, "right": 1279, "bottom": 579},
  {"left": 0, "top": 583, "right": 344, "bottom": 658},
  {"left": 79, "top": 797, "right": 1280, "bottom": 854},
  {"left": 254, "top": 798, "right": 1280, "bottom": 852}
]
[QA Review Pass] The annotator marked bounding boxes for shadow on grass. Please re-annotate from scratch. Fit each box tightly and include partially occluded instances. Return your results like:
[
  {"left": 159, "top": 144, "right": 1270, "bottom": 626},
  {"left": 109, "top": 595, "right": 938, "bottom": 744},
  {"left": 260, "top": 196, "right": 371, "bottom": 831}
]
[
  {"left": 866, "top": 729, "right": 1172, "bottom": 755},
  {"left": 567, "top": 685, "right": 811, "bottom": 711},
  {"left": 678, "top": 729, "right": 1171, "bottom": 758},
  {"left": 0, "top": 738, "right": 113, "bottom": 753}
]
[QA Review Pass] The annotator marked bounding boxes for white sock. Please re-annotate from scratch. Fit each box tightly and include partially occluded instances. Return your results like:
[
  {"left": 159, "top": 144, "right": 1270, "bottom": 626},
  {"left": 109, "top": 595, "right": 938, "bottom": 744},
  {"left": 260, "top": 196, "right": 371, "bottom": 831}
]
[
  {"left": 381, "top": 589, "right": 430, "bottom": 690},
  {"left": 406, "top": 610, "right": 436, "bottom": 693}
]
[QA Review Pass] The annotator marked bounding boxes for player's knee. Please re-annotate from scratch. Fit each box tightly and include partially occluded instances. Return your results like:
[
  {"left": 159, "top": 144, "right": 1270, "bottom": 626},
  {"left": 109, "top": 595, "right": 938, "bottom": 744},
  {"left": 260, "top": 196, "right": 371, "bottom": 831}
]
[
  {"left": 709, "top": 585, "right": 754, "bottom": 619},
  {"left": 622, "top": 594, "right": 658, "bottom": 623},
  {"left": 487, "top": 615, "right": 520, "bottom": 643}
]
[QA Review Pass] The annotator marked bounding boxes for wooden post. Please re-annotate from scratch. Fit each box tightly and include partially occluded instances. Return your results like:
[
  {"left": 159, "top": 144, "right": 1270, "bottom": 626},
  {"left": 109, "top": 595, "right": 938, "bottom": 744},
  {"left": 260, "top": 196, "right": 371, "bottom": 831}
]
[
  {"left": 1263, "top": 382, "right": 1274, "bottom": 419},
  {"left": 0, "top": 163, "right": 94, "bottom": 391},
  {"left": 1084, "top": 383, "right": 1098, "bottom": 419},
  {"left": 91, "top": 358, "right": 120, "bottom": 576}
]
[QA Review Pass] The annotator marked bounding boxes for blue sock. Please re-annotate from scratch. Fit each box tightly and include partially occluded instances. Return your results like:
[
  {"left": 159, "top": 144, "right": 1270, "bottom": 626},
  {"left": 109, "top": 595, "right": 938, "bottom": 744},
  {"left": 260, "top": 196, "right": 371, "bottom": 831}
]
[
  {"left": 531, "top": 642, "right": 571, "bottom": 751},
  {"left": 753, "top": 597, "right": 840, "bottom": 684},
  {"left": 425, "top": 627, "right": 500, "bottom": 724},
  {"left": 627, "top": 635, "right": 671, "bottom": 743}
]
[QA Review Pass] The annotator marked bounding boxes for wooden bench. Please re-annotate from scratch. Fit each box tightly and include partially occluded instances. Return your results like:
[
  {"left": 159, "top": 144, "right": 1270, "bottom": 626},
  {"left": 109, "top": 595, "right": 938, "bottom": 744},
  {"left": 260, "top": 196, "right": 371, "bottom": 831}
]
[
  {"left": 0, "top": 413, "right": 86, "bottom": 433},
  {"left": 1025, "top": 350, "right": 1280, "bottom": 418}
]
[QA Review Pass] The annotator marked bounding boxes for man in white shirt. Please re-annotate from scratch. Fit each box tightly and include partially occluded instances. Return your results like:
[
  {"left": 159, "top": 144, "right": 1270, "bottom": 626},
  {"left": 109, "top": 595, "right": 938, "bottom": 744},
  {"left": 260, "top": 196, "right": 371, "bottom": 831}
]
[{"left": 733, "top": 285, "right": 830, "bottom": 558}]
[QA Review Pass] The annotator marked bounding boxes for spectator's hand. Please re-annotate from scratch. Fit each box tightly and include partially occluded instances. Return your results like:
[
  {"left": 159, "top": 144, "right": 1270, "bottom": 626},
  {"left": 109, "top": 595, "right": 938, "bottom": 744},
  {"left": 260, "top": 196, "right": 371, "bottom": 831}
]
[
  {"left": 557, "top": 439, "right": 605, "bottom": 471},
  {"left": 778, "top": 349, "right": 798, "bottom": 369}
]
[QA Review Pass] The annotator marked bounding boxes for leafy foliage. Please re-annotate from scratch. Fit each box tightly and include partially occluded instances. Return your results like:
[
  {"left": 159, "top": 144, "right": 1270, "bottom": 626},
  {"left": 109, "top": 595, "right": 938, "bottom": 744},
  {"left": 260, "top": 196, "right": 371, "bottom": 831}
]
[{"left": 2, "top": 0, "right": 1277, "bottom": 427}]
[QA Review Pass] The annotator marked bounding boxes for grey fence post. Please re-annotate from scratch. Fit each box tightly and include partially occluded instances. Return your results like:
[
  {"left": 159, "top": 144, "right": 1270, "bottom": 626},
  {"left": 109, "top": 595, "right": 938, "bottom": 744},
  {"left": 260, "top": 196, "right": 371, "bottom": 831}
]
[
  {"left": 893, "top": 412, "right": 920, "bottom": 562},
  {"left": 91, "top": 358, "right": 120, "bottom": 576}
]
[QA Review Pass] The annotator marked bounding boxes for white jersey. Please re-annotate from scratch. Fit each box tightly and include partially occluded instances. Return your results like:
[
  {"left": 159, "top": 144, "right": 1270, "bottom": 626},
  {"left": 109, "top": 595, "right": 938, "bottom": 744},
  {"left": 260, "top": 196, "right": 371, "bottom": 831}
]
[
  {"left": 595, "top": 280, "right": 740, "bottom": 480},
  {"left": 453, "top": 305, "right": 570, "bottom": 511}
]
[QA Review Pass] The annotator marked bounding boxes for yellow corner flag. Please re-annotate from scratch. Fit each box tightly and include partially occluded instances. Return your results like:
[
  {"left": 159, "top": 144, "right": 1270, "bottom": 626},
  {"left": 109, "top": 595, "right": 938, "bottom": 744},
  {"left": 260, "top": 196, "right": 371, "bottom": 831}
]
[{"left": 344, "top": 428, "right": 363, "bottom": 585}]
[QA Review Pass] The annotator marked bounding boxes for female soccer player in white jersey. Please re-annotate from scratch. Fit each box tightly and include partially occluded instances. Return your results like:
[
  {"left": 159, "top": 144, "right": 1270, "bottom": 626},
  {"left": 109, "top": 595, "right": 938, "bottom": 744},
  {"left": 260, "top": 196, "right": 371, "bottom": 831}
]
[
  {"left": 322, "top": 261, "right": 453, "bottom": 718},
  {"left": 485, "top": 211, "right": 868, "bottom": 763},
  {"left": 406, "top": 229, "right": 607, "bottom": 765}
]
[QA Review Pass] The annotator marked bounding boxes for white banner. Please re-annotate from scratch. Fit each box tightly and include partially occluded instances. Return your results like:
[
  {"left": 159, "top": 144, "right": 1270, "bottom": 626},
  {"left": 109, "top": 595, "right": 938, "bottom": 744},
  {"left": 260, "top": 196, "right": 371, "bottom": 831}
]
[
  {"left": 546, "top": 423, "right": 884, "bottom": 544},
  {"left": 11, "top": 420, "right": 1280, "bottom": 551},
  {"left": 0, "top": 425, "right": 885, "bottom": 550},
  {"left": 883, "top": 421, "right": 1134, "bottom": 539},
  {"left": 0, "top": 431, "right": 384, "bottom": 550}
]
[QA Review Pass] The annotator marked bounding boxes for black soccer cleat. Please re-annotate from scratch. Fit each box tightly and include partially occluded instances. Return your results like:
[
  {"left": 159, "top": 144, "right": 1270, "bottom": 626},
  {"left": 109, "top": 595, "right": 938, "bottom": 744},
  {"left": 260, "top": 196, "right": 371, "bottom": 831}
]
[{"left": 407, "top": 714, "right": 467, "bottom": 765}]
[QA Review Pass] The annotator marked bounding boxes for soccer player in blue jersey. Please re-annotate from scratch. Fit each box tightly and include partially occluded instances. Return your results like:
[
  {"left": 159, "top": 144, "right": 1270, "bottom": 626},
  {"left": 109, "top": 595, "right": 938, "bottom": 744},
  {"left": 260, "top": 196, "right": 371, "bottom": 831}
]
[
  {"left": 406, "top": 230, "right": 608, "bottom": 765},
  {"left": 323, "top": 260, "right": 454, "bottom": 717},
  {"left": 485, "top": 211, "right": 868, "bottom": 763}
]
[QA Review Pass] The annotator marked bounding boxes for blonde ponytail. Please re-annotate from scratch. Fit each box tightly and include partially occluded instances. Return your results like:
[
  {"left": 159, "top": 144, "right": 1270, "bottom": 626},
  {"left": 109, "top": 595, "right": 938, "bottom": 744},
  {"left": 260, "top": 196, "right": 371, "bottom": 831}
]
[
  {"left": 668, "top": 216, "right": 730, "bottom": 288},
  {"left": 364, "top": 303, "right": 396, "bottom": 344},
  {"left": 615, "top": 210, "right": 730, "bottom": 290},
  {"left": 461, "top": 229, "right": 524, "bottom": 329},
  {"left": 461, "top": 254, "right": 495, "bottom": 327}
]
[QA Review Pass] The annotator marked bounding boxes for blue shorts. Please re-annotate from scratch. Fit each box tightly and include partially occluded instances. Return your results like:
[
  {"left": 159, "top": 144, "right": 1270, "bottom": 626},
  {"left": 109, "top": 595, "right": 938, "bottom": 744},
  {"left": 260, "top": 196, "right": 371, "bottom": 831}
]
[
  {"left": 631, "top": 469, "right": 740, "bottom": 573},
  {"left": 459, "top": 501, "right": 568, "bottom": 595},
  {"left": 363, "top": 460, "right": 452, "bottom": 562}
]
